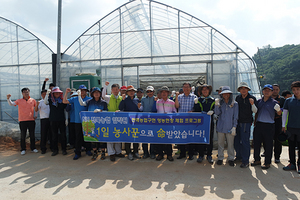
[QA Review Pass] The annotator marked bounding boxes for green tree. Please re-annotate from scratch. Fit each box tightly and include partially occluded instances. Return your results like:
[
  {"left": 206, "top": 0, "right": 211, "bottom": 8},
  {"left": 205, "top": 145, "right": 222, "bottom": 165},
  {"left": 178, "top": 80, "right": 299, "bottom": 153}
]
[{"left": 253, "top": 44, "right": 300, "bottom": 92}]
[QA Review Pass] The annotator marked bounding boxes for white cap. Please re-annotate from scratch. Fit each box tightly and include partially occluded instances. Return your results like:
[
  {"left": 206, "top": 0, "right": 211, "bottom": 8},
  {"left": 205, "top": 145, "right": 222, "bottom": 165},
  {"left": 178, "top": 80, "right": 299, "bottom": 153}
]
[
  {"left": 146, "top": 86, "right": 154, "bottom": 91},
  {"left": 71, "top": 92, "right": 78, "bottom": 97}
]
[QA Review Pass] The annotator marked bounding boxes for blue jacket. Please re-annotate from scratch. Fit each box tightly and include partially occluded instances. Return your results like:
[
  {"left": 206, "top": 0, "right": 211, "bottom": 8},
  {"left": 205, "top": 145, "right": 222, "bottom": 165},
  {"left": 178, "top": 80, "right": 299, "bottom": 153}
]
[{"left": 215, "top": 100, "right": 239, "bottom": 133}]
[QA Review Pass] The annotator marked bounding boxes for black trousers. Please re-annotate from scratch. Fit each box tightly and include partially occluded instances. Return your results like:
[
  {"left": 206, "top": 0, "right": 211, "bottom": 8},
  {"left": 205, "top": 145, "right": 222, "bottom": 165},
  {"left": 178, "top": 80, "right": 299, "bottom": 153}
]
[
  {"left": 51, "top": 121, "right": 66, "bottom": 151},
  {"left": 74, "top": 123, "right": 91, "bottom": 155},
  {"left": 274, "top": 117, "right": 283, "bottom": 160},
  {"left": 287, "top": 127, "right": 300, "bottom": 166},
  {"left": 157, "top": 144, "right": 172, "bottom": 157},
  {"left": 253, "top": 122, "right": 275, "bottom": 165},
  {"left": 125, "top": 143, "right": 139, "bottom": 155},
  {"left": 40, "top": 118, "right": 51, "bottom": 152},
  {"left": 178, "top": 144, "right": 194, "bottom": 158},
  {"left": 19, "top": 121, "right": 36, "bottom": 151},
  {"left": 142, "top": 143, "right": 156, "bottom": 155},
  {"left": 68, "top": 122, "right": 76, "bottom": 146}
]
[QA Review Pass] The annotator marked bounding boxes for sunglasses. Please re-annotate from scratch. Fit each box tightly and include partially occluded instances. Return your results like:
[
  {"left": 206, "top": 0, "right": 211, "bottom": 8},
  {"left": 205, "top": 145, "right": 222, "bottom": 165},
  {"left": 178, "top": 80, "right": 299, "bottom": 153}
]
[{"left": 146, "top": 91, "right": 153, "bottom": 93}]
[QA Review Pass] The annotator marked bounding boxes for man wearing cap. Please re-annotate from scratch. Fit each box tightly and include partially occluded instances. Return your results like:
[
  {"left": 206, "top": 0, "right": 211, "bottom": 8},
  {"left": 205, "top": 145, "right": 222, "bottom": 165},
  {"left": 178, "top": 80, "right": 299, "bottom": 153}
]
[
  {"left": 156, "top": 86, "right": 176, "bottom": 161},
  {"left": 45, "top": 87, "right": 67, "bottom": 156},
  {"left": 214, "top": 86, "right": 238, "bottom": 166},
  {"left": 119, "top": 85, "right": 141, "bottom": 160},
  {"left": 282, "top": 81, "right": 300, "bottom": 173},
  {"left": 63, "top": 85, "right": 92, "bottom": 160},
  {"left": 78, "top": 87, "right": 108, "bottom": 161},
  {"left": 139, "top": 86, "right": 156, "bottom": 159},
  {"left": 136, "top": 88, "right": 144, "bottom": 103},
  {"left": 102, "top": 82, "right": 125, "bottom": 161},
  {"left": 7, "top": 88, "right": 38, "bottom": 155},
  {"left": 251, "top": 84, "right": 282, "bottom": 169},
  {"left": 271, "top": 84, "right": 285, "bottom": 163},
  {"left": 234, "top": 82, "right": 257, "bottom": 168},
  {"left": 175, "top": 82, "right": 197, "bottom": 160},
  {"left": 120, "top": 86, "right": 127, "bottom": 96},
  {"left": 193, "top": 84, "right": 215, "bottom": 164},
  {"left": 35, "top": 90, "right": 52, "bottom": 154}
]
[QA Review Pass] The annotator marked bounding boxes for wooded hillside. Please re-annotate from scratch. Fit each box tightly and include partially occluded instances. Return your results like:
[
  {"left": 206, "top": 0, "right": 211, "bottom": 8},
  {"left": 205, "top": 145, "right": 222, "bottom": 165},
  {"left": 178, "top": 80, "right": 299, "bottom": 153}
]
[{"left": 252, "top": 44, "right": 300, "bottom": 92}]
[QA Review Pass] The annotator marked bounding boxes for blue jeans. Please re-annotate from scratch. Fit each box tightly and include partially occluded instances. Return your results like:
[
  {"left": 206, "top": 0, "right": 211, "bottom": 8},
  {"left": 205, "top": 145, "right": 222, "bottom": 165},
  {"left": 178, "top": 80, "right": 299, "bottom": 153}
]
[{"left": 234, "top": 123, "right": 251, "bottom": 164}]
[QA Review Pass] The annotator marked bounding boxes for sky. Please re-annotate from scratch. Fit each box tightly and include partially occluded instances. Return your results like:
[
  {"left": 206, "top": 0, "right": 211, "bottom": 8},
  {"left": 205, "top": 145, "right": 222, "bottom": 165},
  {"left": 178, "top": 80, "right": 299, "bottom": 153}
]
[{"left": 1, "top": 0, "right": 300, "bottom": 57}]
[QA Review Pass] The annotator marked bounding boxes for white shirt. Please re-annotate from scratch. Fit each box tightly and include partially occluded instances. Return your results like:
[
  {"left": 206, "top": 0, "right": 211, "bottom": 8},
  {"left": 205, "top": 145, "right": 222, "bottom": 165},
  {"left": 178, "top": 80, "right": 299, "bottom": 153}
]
[{"left": 38, "top": 99, "right": 50, "bottom": 119}]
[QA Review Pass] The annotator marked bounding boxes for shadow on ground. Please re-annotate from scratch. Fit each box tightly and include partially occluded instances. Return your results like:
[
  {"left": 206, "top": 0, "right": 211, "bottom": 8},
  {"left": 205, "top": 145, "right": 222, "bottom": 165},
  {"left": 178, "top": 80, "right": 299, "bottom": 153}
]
[{"left": 0, "top": 147, "right": 299, "bottom": 199}]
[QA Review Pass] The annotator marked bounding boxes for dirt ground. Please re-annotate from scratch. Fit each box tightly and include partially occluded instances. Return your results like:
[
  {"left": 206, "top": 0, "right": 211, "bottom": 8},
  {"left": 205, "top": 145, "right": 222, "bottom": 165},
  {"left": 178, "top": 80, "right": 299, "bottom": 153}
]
[{"left": 0, "top": 137, "right": 299, "bottom": 200}]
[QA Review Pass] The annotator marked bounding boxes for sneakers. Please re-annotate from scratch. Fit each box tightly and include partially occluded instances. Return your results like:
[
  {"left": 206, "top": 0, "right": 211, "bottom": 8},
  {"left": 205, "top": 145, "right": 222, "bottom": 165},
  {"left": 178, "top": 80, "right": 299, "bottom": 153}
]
[
  {"left": 21, "top": 150, "right": 26, "bottom": 155},
  {"left": 41, "top": 150, "right": 46, "bottom": 154},
  {"left": 167, "top": 155, "right": 174, "bottom": 161},
  {"left": 188, "top": 156, "right": 194, "bottom": 160},
  {"left": 110, "top": 155, "right": 115, "bottom": 162},
  {"left": 240, "top": 163, "right": 249, "bottom": 168},
  {"left": 73, "top": 154, "right": 81, "bottom": 160},
  {"left": 100, "top": 151, "right": 106, "bottom": 160},
  {"left": 143, "top": 154, "right": 150, "bottom": 159},
  {"left": 32, "top": 149, "right": 38, "bottom": 153},
  {"left": 150, "top": 154, "right": 156, "bottom": 159},
  {"left": 207, "top": 156, "right": 213, "bottom": 164},
  {"left": 156, "top": 155, "right": 163, "bottom": 161},
  {"left": 283, "top": 163, "right": 296, "bottom": 171},
  {"left": 128, "top": 153, "right": 134, "bottom": 160},
  {"left": 133, "top": 153, "right": 141, "bottom": 159},
  {"left": 251, "top": 161, "right": 261, "bottom": 166},
  {"left": 115, "top": 153, "right": 125, "bottom": 158},
  {"left": 261, "top": 164, "right": 270, "bottom": 169},
  {"left": 86, "top": 151, "right": 92, "bottom": 156},
  {"left": 62, "top": 150, "right": 67, "bottom": 155},
  {"left": 275, "top": 159, "right": 280, "bottom": 163},
  {"left": 228, "top": 160, "right": 235, "bottom": 167},
  {"left": 92, "top": 151, "right": 98, "bottom": 161},
  {"left": 51, "top": 151, "right": 58, "bottom": 156},
  {"left": 217, "top": 160, "right": 223, "bottom": 165},
  {"left": 197, "top": 156, "right": 203, "bottom": 163}
]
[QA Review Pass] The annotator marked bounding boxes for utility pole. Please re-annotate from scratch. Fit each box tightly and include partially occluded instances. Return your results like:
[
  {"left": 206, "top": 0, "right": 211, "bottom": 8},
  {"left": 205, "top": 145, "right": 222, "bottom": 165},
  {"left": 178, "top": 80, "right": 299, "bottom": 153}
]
[{"left": 56, "top": 0, "right": 62, "bottom": 86}]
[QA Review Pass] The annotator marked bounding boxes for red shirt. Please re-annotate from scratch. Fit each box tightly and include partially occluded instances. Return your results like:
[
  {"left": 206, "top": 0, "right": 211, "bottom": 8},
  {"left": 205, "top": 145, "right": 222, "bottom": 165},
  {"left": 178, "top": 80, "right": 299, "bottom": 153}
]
[{"left": 15, "top": 97, "right": 36, "bottom": 121}]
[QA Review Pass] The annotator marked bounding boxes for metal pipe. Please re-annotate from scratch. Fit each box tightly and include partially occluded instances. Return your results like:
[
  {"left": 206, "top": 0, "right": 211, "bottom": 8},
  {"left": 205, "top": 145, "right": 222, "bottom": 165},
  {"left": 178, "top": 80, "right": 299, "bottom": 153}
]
[{"left": 56, "top": 0, "right": 62, "bottom": 86}]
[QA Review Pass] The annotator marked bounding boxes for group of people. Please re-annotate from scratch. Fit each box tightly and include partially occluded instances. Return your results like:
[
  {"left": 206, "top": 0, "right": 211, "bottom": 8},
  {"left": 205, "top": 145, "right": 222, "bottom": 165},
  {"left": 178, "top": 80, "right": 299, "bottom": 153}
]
[{"left": 6, "top": 78, "right": 300, "bottom": 174}]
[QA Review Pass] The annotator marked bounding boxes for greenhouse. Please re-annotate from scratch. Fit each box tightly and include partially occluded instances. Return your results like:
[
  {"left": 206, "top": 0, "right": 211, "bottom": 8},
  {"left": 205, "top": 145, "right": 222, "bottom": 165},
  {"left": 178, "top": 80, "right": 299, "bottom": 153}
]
[
  {"left": 61, "top": 0, "right": 260, "bottom": 96},
  {"left": 0, "top": 17, "right": 53, "bottom": 126},
  {"left": 0, "top": 0, "right": 261, "bottom": 135}
]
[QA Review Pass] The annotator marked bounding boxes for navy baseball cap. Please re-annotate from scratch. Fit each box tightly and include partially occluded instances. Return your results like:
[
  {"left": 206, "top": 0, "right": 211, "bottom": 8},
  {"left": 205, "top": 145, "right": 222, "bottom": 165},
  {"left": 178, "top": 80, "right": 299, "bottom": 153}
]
[
  {"left": 137, "top": 88, "right": 144, "bottom": 93},
  {"left": 79, "top": 85, "right": 88, "bottom": 90},
  {"left": 263, "top": 84, "right": 273, "bottom": 91}
]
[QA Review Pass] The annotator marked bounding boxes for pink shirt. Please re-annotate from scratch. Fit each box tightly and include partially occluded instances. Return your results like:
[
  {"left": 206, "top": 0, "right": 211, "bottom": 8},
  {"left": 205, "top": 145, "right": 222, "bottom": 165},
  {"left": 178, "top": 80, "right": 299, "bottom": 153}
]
[
  {"left": 156, "top": 99, "right": 177, "bottom": 113},
  {"left": 15, "top": 97, "right": 36, "bottom": 121}
]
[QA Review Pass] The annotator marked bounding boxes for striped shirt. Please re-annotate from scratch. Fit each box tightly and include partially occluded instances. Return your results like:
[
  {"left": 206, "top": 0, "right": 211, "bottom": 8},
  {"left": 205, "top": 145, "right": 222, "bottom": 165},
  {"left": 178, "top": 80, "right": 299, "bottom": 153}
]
[
  {"left": 177, "top": 93, "right": 197, "bottom": 113},
  {"left": 156, "top": 99, "right": 177, "bottom": 113}
]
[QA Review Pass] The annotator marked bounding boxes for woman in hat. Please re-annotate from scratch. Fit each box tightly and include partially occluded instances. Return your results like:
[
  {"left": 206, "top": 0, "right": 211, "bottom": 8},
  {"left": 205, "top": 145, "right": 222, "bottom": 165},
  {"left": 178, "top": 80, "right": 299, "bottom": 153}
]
[
  {"left": 214, "top": 86, "right": 239, "bottom": 166},
  {"left": 44, "top": 87, "right": 67, "bottom": 156},
  {"left": 193, "top": 84, "right": 215, "bottom": 164},
  {"left": 78, "top": 87, "right": 108, "bottom": 161},
  {"left": 119, "top": 85, "right": 141, "bottom": 160}
]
